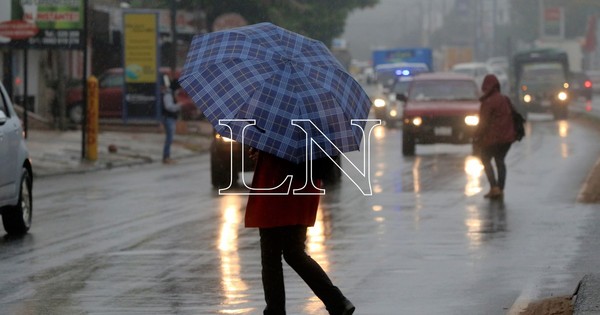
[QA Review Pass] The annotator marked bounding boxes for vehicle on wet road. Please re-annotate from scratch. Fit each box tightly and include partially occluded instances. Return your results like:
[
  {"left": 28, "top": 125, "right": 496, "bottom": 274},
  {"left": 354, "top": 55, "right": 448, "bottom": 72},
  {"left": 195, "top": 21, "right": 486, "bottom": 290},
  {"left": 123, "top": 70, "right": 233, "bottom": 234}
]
[
  {"left": 399, "top": 72, "right": 481, "bottom": 156},
  {"left": 512, "top": 48, "right": 570, "bottom": 120},
  {"left": 0, "top": 82, "right": 33, "bottom": 236}
]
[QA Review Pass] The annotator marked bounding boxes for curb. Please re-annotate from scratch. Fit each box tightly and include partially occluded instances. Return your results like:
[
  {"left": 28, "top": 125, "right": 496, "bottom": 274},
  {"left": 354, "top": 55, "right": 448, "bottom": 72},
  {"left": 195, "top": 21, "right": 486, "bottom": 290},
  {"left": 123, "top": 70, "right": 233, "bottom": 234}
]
[{"left": 575, "top": 274, "right": 600, "bottom": 315}]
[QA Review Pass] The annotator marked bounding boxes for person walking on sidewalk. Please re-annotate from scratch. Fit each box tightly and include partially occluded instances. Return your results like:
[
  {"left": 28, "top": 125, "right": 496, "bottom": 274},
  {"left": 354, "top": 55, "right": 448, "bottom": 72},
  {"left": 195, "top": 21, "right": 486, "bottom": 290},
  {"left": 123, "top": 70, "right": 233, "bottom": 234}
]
[
  {"left": 245, "top": 148, "right": 355, "bottom": 315},
  {"left": 162, "top": 79, "right": 181, "bottom": 164},
  {"left": 473, "top": 74, "right": 517, "bottom": 199}
]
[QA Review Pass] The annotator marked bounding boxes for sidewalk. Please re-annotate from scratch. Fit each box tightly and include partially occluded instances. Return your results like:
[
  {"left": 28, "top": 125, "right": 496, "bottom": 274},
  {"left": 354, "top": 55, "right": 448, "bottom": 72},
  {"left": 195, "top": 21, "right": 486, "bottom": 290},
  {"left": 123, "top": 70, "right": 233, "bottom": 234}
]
[{"left": 26, "top": 120, "right": 214, "bottom": 178}]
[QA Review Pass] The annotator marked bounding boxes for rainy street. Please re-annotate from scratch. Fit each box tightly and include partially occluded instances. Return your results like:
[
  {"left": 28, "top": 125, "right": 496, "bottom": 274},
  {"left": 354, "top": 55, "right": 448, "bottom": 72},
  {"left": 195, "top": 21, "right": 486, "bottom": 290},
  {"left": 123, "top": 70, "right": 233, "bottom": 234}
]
[{"left": 0, "top": 96, "right": 598, "bottom": 314}]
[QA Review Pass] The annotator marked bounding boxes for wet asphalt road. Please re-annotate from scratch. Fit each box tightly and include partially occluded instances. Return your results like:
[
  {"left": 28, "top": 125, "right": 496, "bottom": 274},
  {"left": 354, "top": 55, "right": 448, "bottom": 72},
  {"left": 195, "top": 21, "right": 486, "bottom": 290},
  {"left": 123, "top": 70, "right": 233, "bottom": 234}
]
[{"left": 1, "top": 102, "right": 600, "bottom": 314}]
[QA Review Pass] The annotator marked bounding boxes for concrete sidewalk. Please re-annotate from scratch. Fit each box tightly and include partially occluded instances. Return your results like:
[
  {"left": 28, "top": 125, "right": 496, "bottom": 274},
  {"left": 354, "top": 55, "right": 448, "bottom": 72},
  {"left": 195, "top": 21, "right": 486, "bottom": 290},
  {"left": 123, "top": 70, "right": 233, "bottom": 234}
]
[{"left": 26, "top": 120, "right": 214, "bottom": 178}]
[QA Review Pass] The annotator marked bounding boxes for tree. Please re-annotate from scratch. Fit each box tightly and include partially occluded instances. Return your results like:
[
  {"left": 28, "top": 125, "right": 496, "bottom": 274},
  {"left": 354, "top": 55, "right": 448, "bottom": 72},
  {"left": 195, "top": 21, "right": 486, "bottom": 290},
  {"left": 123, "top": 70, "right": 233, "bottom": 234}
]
[{"left": 128, "top": 0, "right": 379, "bottom": 47}]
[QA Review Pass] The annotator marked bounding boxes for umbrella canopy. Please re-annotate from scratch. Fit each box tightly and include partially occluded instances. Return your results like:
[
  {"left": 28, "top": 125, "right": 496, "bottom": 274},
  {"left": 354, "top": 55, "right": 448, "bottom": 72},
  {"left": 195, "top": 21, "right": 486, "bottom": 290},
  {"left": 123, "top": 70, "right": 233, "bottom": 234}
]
[{"left": 180, "top": 22, "right": 372, "bottom": 163}]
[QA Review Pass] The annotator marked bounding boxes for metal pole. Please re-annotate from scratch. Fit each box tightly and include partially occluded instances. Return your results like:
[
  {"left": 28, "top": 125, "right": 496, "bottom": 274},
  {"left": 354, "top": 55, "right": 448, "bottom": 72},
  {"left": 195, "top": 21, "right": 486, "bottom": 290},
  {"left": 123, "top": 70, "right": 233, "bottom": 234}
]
[
  {"left": 170, "top": 0, "right": 177, "bottom": 72},
  {"left": 81, "top": 0, "right": 88, "bottom": 159}
]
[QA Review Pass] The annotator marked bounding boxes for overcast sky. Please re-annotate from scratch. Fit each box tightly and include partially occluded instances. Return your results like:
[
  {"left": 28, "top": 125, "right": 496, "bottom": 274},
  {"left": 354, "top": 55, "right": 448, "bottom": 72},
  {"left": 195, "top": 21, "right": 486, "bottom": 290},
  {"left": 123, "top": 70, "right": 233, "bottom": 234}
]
[
  {"left": 342, "top": 0, "right": 423, "bottom": 62},
  {"left": 342, "top": 0, "right": 454, "bottom": 62}
]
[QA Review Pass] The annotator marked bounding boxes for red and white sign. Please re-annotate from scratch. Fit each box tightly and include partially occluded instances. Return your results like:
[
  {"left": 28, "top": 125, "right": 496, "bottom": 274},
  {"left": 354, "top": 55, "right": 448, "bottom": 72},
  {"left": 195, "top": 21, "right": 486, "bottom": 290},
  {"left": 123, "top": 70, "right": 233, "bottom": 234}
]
[{"left": 0, "top": 20, "right": 39, "bottom": 40}]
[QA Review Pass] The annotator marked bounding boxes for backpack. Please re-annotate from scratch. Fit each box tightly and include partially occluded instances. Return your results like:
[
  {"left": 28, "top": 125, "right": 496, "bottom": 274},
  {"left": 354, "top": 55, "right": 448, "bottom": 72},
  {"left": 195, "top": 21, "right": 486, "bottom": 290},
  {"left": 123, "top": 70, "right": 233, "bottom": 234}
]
[{"left": 505, "top": 96, "right": 525, "bottom": 141}]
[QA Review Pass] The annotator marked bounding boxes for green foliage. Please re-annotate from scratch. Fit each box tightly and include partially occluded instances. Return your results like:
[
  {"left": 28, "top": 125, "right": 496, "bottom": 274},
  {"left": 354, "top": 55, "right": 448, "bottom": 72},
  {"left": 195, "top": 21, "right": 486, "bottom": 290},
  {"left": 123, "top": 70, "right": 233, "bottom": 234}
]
[{"left": 127, "top": 0, "right": 379, "bottom": 47}]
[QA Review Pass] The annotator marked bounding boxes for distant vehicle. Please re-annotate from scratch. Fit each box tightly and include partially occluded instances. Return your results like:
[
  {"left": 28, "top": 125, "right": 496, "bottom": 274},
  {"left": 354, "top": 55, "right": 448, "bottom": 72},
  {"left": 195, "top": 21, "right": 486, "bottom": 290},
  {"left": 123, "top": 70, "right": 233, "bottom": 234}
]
[
  {"left": 372, "top": 62, "right": 429, "bottom": 122},
  {"left": 0, "top": 81, "right": 33, "bottom": 236},
  {"left": 372, "top": 47, "right": 433, "bottom": 71},
  {"left": 210, "top": 131, "right": 256, "bottom": 189},
  {"left": 375, "top": 62, "right": 429, "bottom": 90},
  {"left": 512, "top": 48, "right": 570, "bottom": 119},
  {"left": 486, "top": 56, "right": 509, "bottom": 70},
  {"left": 65, "top": 68, "right": 200, "bottom": 124},
  {"left": 569, "top": 72, "right": 593, "bottom": 101},
  {"left": 585, "top": 70, "right": 600, "bottom": 94},
  {"left": 382, "top": 76, "right": 413, "bottom": 127},
  {"left": 451, "top": 62, "right": 491, "bottom": 88},
  {"left": 210, "top": 130, "right": 342, "bottom": 188},
  {"left": 398, "top": 72, "right": 481, "bottom": 156}
]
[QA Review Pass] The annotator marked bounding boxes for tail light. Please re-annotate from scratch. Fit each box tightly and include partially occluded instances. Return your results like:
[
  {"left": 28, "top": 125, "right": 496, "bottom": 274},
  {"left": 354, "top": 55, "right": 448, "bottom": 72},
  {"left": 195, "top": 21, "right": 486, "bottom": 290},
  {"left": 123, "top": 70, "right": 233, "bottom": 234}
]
[{"left": 584, "top": 80, "right": 592, "bottom": 89}]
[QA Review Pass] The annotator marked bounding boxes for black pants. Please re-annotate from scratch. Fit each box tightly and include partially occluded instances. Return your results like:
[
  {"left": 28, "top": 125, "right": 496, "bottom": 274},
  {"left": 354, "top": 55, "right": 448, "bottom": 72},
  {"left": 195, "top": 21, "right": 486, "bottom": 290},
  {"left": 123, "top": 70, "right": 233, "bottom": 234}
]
[
  {"left": 259, "top": 226, "right": 349, "bottom": 315},
  {"left": 480, "top": 142, "right": 512, "bottom": 190}
]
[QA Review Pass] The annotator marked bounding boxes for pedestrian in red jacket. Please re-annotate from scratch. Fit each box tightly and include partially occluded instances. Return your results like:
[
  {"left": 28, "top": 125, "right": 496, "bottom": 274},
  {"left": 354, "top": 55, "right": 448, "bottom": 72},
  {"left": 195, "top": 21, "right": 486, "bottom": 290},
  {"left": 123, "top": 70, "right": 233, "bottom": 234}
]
[
  {"left": 473, "top": 74, "right": 517, "bottom": 199},
  {"left": 245, "top": 148, "right": 355, "bottom": 315}
]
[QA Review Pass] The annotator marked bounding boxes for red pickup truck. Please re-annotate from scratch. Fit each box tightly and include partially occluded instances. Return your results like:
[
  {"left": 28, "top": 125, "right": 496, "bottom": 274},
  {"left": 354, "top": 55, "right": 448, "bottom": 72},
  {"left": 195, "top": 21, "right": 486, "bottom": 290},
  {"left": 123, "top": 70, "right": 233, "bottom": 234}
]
[{"left": 66, "top": 67, "right": 199, "bottom": 124}]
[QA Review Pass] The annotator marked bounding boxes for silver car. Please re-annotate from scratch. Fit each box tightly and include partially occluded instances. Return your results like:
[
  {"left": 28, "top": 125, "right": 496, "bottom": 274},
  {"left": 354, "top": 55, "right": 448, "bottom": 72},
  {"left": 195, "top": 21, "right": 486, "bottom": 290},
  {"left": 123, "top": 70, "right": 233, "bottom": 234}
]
[{"left": 0, "top": 82, "right": 33, "bottom": 236}]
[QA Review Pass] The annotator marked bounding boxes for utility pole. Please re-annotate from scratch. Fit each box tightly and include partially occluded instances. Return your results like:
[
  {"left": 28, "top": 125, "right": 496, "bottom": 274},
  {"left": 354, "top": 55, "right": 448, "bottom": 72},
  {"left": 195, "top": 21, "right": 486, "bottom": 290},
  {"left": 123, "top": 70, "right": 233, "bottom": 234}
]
[{"left": 170, "top": 0, "right": 178, "bottom": 72}]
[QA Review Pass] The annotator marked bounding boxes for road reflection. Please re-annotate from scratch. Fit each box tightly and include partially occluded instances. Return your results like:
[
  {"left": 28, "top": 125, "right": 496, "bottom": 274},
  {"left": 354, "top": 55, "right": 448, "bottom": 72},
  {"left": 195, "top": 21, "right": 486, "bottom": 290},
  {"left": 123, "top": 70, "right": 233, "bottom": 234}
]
[
  {"left": 304, "top": 208, "right": 330, "bottom": 313},
  {"left": 557, "top": 120, "right": 570, "bottom": 158},
  {"left": 217, "top": 195, "right": 251, "bottom": 314},
  {"left": 465, "top": 200, "right": 507, "bottom": 248},
  {"left": 464, "top": 156, "right": 484, "bottom": 196}
]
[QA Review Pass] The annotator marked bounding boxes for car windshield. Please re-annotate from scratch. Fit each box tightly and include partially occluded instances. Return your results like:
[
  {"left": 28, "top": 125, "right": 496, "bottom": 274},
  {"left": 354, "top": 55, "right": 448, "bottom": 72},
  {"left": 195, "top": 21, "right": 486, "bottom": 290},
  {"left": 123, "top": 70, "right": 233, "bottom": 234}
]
[
  {"left": 409, "top": 80, "right": 478, "bottom": 101},
  {"left": 521, "top": 63, "right": 566, "bottom": 84}
]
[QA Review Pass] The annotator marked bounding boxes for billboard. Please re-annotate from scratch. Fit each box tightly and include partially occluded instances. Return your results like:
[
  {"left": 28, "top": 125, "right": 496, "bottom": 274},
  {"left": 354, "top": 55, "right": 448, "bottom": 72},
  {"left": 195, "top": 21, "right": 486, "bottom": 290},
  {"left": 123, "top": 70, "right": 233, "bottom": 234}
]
[
  {"left": 0, "top": 0, "right": 85, "bottom": 48},
  {"left": 123, "top": 11, "right": 159, "bottom": 120}
]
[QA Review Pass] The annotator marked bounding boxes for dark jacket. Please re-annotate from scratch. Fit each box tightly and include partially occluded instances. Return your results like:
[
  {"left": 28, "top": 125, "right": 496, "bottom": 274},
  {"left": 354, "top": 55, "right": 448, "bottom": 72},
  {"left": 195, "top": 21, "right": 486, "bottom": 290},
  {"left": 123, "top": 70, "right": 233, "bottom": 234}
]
[
  {"left": 245, "top": 152, "right": 324, "bottom": 228},
  {"left": 474, "top": 74, "right": 516, "bottom": 147}
]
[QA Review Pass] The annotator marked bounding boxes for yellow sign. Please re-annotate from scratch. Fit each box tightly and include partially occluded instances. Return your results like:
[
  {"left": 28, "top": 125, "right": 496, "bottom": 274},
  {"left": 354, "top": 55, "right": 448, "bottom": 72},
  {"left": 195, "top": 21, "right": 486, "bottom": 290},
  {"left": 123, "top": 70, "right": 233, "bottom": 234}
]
[{"left": 124, "top": 13, "right": 158, "bottom": 83}]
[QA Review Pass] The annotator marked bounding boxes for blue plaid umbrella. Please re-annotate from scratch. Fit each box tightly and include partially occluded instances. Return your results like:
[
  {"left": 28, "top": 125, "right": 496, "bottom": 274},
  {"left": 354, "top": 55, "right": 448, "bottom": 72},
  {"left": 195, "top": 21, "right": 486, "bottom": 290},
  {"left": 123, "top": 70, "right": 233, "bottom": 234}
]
[{"left": 180, "top": 22, "right": 372, "bottom": 163}]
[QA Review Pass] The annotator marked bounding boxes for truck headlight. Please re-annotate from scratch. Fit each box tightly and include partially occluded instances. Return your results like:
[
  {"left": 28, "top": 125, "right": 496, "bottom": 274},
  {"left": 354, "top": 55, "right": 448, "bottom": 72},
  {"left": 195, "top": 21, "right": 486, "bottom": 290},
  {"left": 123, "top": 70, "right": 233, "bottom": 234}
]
[
  {"left": 523, "top": 94, "right": 532, "bottom": 103},
  {"left": 557, "top": 91, "right": 568, "bottom": 101},
  {"left": 464, "top": 115, "right": 479, "bottom": 126},
  {"left": 373, "top": 98, "right": 386, "bottom": 108}
]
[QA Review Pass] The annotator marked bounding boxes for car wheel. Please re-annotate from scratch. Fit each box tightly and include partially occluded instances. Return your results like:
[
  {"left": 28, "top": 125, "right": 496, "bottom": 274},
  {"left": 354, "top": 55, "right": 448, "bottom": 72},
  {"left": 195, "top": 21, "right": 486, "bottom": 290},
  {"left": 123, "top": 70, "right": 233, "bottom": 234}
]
[
  {"left": 402, "top": 130, "right": 416, "bottom": 156},
  {"left": 2, "top": 168, "right": 33, "bottom": 236},
  {"left": 68, "top": 102, "right": 84, "bottom": 124}
]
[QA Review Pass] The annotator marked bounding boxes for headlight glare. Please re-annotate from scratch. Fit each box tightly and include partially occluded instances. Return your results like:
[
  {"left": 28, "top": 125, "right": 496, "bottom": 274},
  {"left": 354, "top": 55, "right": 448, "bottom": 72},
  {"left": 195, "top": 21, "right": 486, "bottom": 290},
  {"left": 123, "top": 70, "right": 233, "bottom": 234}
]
[
  {"left": 412, "top": 116, "right": 422, "bottom": 126},
  {"left": 464, "top": 115, "right": 479, "bottom": 126},
  {"left": 558, "top": 91, "right": 568, "bottom": 101},
  {"left": 374, "top": 98, "right": 386, "bottom": 107},
  {"left": 523, "top": 94, "right": 532, "bottom": 103}
]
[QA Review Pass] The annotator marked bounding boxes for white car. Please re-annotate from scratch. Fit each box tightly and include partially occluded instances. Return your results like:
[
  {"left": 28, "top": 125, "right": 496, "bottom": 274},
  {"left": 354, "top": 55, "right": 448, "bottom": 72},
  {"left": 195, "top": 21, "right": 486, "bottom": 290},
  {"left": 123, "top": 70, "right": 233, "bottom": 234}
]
[
  {"left": 0, "top": 82, "right": 33, "bottom": 236},
  {"left": 451, "top": 62, "right": 490, "bottom": 88},
  {"left": 451, "top": 62, "right": 509, "bottom": 93}
]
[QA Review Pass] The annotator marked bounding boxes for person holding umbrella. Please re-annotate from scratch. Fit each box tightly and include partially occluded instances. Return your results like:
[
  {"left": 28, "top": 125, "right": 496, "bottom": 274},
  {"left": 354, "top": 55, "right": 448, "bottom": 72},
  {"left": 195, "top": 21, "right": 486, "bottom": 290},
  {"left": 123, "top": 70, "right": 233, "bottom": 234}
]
[
  {"left": 245, "top": 148, "right": 355, "bottom": 315},
  {"left": 179, "top": 22, "right": 372, "bottom": 315}
]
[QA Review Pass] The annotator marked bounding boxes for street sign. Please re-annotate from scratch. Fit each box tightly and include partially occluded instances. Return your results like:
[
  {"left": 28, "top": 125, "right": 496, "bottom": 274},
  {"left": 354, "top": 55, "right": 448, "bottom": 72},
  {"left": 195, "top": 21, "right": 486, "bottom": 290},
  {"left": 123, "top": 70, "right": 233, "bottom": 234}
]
[{"left": 0, "top": 20, "right": 39, "bottom": 40}]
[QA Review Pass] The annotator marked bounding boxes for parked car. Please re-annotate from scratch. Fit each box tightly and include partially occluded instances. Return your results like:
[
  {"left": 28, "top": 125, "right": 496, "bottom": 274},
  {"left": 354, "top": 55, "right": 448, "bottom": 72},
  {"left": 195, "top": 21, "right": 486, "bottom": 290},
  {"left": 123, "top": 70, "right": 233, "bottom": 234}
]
[
  {"left": 399, "top": 72, "right": 481, "bottom": 156},
  {"left": 66, "top": 67, "right": 200, "bottom": 124},
  {"left": 0, "top": 81, "right": 33, "bottom": 236},
  {"left": 569, "top": 71, "right": 593, "bottom": 101}
]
